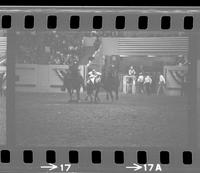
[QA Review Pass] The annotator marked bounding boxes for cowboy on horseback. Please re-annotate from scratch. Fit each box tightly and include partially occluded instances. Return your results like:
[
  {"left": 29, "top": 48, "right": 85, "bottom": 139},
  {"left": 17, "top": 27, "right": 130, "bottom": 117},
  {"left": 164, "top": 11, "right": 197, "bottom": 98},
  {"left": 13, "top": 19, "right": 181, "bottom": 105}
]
[
  {"left": 68, "top": 56, "right": 79, "bottom": 75},
  {"left": 62, "top": 55, "right": 84, "bottom": 102},
  {"left": 85, "top": 68, "right": 102, "bottom": 103},
  {"left": 87, "top": 69, "right": 101, "bottom": 85}
]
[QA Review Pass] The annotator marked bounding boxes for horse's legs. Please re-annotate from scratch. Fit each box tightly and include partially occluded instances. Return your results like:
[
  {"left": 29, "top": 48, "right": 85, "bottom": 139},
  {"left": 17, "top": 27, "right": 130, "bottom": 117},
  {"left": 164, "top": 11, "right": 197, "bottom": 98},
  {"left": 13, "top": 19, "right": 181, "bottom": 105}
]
[
  {"left": 106, "top": 91, "right": 109, "bottom": 100},
  {"left": 115, "top": 88, "right": 119, "bottom": 100},
  {"left": 85, "top": 94, "right": 88, "bottom": 101},
  {"left": 70, "top": 91, "right": 73, "bottom": 101},
  {"left": 90, "top": 94, "right": 93, "bottom": 103},
  {"left": 94, "top": 90, "right": 98, "bottom": 103},
  {"left": 97, "top": 91, "right": 101, "bottom": 102},
  {"left": 68, "top": 89, "right": 73, "bottom": 102},
  {"left": 87, "top": 86, "right": 94, "bottom": 103},
  {"left": 85, "top": 85, "right": 89, "bottom": 101},
  {"left": 108, "top": 90, "right": 113, "bottom": 102},
  {"left": 88, "top": 93, "right": 93, "bottom": 103},
  {"left": 76, "top": 89, "right": 80, "bottom": 102},
  {"left": 87, "top": 89, "right": 93, "bottom": 103},
  {"left": 97, "top": 95, "right": 101, "bottom": 102},
  {"left": 0, "top": 82, "right": 2, "bottom": 97},
  {"left": 95, "top": 88, "right": 100, "bottom": 103}
]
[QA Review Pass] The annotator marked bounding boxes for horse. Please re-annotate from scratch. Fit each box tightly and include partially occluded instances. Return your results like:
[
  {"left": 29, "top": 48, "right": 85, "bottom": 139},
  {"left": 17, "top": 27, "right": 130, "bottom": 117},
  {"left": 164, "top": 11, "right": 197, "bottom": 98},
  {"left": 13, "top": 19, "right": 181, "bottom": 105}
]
[
  {"left": 101, "top": 66, "right": 120, "bottom": 101},
  {"left": 61, "top": 69, "right": 84, "bottom": 103},
  {"left": 87, "top": 66, "right": 119, "bottom": 102}
]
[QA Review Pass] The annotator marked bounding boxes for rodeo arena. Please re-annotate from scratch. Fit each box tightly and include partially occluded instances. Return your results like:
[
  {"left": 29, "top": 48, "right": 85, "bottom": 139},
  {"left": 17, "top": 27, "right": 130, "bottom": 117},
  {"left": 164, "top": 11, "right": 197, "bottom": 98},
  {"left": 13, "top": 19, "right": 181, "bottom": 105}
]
[{"left": 1, "top": 30, "right": 198, "bottom": 146}]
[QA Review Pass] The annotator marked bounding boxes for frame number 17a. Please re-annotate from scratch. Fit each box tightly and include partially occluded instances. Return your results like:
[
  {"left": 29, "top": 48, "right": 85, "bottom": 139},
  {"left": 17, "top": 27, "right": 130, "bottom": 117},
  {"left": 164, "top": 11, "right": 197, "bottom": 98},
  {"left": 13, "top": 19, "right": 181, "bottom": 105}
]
[{"left": 126, "top": 163, "right": 162, "bottom": 172}]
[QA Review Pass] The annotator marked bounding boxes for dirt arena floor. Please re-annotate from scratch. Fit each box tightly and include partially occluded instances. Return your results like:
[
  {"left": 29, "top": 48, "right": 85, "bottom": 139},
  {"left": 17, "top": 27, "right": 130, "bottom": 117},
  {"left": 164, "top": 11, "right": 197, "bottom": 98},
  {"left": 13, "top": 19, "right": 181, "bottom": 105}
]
[{"left": 14, "top": 91, "right": 191, "bottom": 147}]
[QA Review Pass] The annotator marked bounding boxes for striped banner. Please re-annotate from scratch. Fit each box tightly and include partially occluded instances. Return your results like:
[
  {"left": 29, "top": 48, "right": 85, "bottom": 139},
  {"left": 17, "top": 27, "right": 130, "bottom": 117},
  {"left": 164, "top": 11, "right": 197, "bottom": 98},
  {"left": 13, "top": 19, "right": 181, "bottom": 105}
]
[
  {"left": 164, "top": 66, "right": 188, "bottom": 89},
  {"left": 168, "top": 69, "right": 185, "bottom": 87},
  {"left": 0, "top": 58, "right": 6, "bottom": 65},
  {"left": 117, "top": 37, "right": 188, "bottom": 56},
  {"left": 0, "top": 37, "right": 6, "bottom": 57}
]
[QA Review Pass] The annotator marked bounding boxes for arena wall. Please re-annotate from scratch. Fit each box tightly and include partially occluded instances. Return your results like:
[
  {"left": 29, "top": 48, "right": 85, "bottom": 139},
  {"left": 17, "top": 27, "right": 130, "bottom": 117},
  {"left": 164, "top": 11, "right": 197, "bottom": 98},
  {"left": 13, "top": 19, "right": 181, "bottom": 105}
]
[
  {"left": 15, "top": 64, "right": 84, "bottom": 93},
  {"left": 164, "top": 65, "right": 188, "bottom": 96},
  {"left": 14, "top": 60, "right": 200, "bottom": 93}
]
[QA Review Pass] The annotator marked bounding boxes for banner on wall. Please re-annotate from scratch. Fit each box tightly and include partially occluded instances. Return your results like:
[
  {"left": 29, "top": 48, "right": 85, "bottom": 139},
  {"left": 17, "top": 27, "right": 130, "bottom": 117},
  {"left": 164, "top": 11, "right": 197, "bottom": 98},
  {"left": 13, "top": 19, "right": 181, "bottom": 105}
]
[{"left": 164, "top": 65, "right": 188, "bottom": 89}]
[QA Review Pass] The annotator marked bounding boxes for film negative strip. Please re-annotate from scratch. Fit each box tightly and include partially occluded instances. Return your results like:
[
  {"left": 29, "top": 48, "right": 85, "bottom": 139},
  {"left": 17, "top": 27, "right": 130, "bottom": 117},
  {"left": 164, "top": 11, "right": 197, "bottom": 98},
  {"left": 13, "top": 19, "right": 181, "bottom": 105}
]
[{"left": 0, "top": 6, "right": 200, "bottom": 173}]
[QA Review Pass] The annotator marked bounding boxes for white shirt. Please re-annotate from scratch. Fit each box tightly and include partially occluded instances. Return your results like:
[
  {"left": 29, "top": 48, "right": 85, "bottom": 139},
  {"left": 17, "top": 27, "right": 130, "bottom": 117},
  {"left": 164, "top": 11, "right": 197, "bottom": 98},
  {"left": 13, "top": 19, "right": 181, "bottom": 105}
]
[
  {"left": 159, "top": 75, "right": 165, "bottom": 84},
  {"left": 137, "top": 75, "right": 144, "bottom": 82},
  {"left": 88, "top": 71, "right": 101, "bottom": 83},
  {"left": 144, "top": 76, "right": 152, "bottom": 84},
  {"left": 128, "top": 68, "right": 136, "bottom": 76},
  {"left": 88, "top": 71, "right": 101, "bottom": 76}
]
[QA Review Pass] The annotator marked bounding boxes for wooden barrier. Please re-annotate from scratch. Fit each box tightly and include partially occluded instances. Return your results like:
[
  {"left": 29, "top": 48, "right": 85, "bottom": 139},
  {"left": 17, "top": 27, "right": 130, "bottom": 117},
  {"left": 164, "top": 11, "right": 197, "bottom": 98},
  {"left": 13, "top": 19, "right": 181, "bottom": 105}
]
[
  {"left": 15, "top": 64, "right": 84, "bottom": 93},
  {"left": 122, "top": 75, "right": 136, "bottom": 94}
]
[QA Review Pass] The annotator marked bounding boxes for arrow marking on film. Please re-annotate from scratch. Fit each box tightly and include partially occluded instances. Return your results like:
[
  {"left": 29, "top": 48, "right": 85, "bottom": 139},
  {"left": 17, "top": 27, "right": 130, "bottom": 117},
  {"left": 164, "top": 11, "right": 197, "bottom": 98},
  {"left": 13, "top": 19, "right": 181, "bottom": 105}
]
[
  {"left": 40, "top": 163, "right": 58, "bottom": 171},
  {"left": 126, "top": 163, "right": 143, "bottom": 171}
]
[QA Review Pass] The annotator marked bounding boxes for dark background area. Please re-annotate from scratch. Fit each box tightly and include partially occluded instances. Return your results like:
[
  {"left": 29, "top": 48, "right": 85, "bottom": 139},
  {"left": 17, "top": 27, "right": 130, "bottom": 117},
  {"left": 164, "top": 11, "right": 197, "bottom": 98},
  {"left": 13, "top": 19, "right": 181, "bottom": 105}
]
[{"left": 0, "top": 0, "right": 198, "bottom": 6}]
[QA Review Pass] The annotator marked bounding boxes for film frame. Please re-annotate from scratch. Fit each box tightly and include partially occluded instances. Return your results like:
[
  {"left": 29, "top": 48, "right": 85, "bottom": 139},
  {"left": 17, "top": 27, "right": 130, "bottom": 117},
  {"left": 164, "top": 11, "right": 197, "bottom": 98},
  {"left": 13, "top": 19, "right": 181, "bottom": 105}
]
[{"left": 0, "top": 6, "right": 199, "bottom": 173}]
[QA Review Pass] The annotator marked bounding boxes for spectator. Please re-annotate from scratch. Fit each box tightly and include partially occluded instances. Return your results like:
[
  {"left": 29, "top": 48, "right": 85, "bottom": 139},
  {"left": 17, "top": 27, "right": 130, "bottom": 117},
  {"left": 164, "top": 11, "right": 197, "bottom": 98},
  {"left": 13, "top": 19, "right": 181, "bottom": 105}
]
[
  {"left": 128, "top": 66, "right": 136, "bottom": 76},
  {"left": 157, "top": 72, "right": 166, "bottom": 95},
  {"left": 127, "top": 66, "right": 136, "bottom": 94},
  {"left": 137, "top": 72, "right": 144, "bottom": 94},
  {"left": 144, "top": 74, "right": 152, "bottom": 95}
]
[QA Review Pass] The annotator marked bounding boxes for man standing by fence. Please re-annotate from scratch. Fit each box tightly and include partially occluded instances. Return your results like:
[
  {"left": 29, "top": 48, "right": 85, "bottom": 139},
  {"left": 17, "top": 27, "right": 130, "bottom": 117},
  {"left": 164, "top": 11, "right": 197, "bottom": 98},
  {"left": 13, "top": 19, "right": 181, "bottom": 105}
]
[
  {"left": 127, "top": 66, "right": 136, "bottom": 94},
  {"left": 137, "top": 72, "right": 144, "bottom": 94},
  {"left": 144, "top": 74, "right": 152, "bottom": 95},
  {"left": 157, "top": 72, "right": 166, "bottom": 95}
]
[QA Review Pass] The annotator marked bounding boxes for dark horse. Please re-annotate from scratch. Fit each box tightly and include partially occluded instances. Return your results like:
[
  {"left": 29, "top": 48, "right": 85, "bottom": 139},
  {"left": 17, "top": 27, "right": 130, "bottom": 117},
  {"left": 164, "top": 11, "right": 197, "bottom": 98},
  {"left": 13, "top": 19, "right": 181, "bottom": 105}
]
[
  {"left": 89, "top": 66, "right": 119, "bottom": 102},
  {"left": 101, "top": 65, "right": 120, "bottom": 101},
  {"left": 61, "top": 65, "right": 84, "bottom": 103}
]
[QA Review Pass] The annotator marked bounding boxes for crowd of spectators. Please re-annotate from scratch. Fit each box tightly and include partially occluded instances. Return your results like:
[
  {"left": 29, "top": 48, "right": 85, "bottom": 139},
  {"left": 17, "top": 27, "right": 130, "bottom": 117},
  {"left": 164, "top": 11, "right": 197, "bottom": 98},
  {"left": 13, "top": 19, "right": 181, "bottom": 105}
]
[
  {"left": 15, "top": 31, "right": 87, "bottom": 65},
  {"left": 15, "top": 31, "right": 102, "bottom": 65}
]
